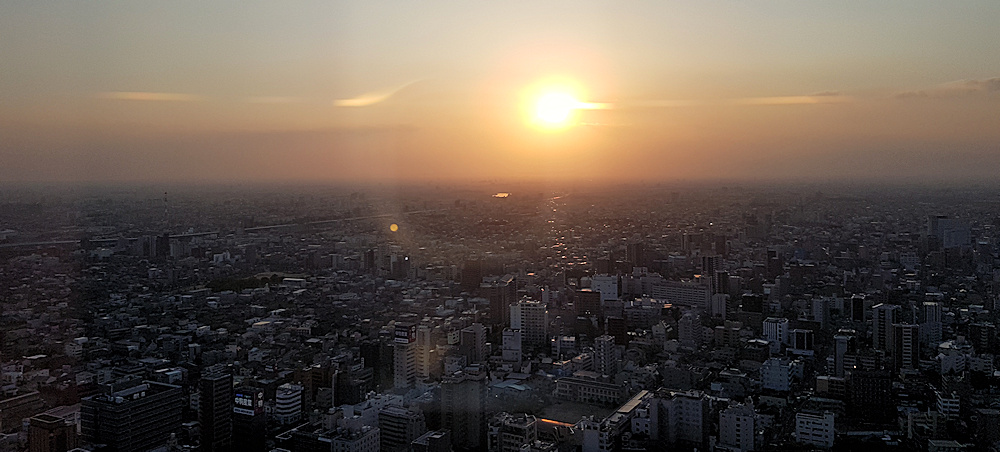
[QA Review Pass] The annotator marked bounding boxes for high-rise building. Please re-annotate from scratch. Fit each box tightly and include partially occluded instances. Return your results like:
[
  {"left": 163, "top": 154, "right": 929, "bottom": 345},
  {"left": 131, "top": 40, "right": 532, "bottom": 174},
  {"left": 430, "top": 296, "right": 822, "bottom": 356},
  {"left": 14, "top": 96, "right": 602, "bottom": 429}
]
[
  {"left": 718, "top": 403, "right": 758, "bottom": 452},
  {"left": 871, "top": 303, "right": 900, "bottom": 351},
  {"left": 200, "top": 367, "right": 233, "bottom": 452},
  {"left": 649, "top": 389, "right": 710, "bottom": 448},
  {"left": 927, "top": 215, "right": 971, "bottom": 249},
  {"left": 678, "top": 311, "right": 703, "bottom": 349},
  {"left": 461, "top": 260, "right": 483, "bottom": 292},
  {"left": 890, "top": 323, "right": 920, "bottom": 372},
  {"left": 761, "top": 358, "right": 793, "bottom": 392},
  {"left": 789, "top": 329, "right": 815, "bottom": 356},
  {"left": 591, "top": 275, "right": 619, "bottom": 302},
  {"left": 274, "top": 383, "right": 304, "bottom": 425},
  {"left": 460, "top": 323, "right": 487, "bottom": 364},
  {"left": 833, "top": 335, "right": 849, "bottom": 378},
  {"left": 968, "top": 322, "right": 996, "bottom": 352},
  {"left": 848, "top": 294, "right": 863, "bottom": 322},
  {"left": 441, "top": 369, "right": 487, "bottom": 451},
  {"left": 920, "top": 302, "right": 943, "bottom": 346},
  {"left": 501, "top": 329, "right": 522, "bottom": 367},
  {"left": 488, "top": 413, "right": 537, "bottom": 452},
  {"left": 29, "top": 413, "right": 78, "bottom": 452},
  {"left": 762, "top": 317, "right": 789, "bottom": 354},
  {"left": 593, "top": 335, "right": 619, "bottom": 377},
  {"left": 415, "top": 325, "right": 438, "bottom": 381},
  {"left": 378, "top": 405, "right": 427, "bottom": 452},
  {"left": 849, "top": 370, "right": 892, "bottom": 421},
  {"left": 232, "top": 387, "right": 266, "bottom": 452},
  {"left": 575, "top": 290, "right": 602, "bottom": 318},
  {"left": 81, "top": 380, "right": 183, "bottom": 452},
  {"left": 510, "top": 299, "right": 548, "bottom": 348},
  {"left": 394, "top": 323, "right": 418, "bottom": 389},
  {"left": 482, "top": 275, "right": 516, "bottom": 326}
]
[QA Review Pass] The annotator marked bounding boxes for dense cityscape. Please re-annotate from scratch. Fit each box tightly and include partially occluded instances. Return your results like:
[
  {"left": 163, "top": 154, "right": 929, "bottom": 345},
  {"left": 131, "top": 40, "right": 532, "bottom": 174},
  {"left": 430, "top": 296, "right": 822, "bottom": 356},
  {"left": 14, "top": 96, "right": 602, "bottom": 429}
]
[{"left": 1, "top": 183, "right": 999, "bottom": 451}]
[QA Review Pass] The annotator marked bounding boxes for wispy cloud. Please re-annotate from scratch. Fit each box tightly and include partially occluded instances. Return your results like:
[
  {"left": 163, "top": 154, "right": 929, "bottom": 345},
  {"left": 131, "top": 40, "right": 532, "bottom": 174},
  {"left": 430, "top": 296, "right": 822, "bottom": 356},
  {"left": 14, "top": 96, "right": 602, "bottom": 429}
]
[
  {"left": 246, "top": 96, "right": 306, "bottom": 104},
  {"left": 624, "top": 93, "right": 853, "bottom": 108},
  {"left": 895, "top": 77, "right": 1000, "bottom": 99},
  {"left": 333, "top": 80, "right": 420, "bottom": 107},
  {"left": 99, "top": 92, "right": 202, "bottom": 102}
]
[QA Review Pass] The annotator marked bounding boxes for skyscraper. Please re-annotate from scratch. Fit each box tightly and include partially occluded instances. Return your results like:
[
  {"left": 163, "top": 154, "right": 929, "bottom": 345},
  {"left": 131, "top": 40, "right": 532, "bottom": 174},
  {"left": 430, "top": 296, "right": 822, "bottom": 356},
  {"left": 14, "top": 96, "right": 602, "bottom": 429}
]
[
  {"left": 441, "top": 368, "right": 487, "bottom": 451},
  {"left": 871, "top": 303, "right": 900, "bottom": 351},
  {"left": 891, "top": 323, "right": 920, "bottom": 372},
  {"left": 394, "top": 323, "right": 418, "bottom": 389},
  {"left": 200, "top": 367, "right": 233, "bottom": 452},
  {"left": 920, "top": 301, "right": 943, "bottom": 346},
  {"left": 232, "top": 387, "right": 266, "bottom": 452}
]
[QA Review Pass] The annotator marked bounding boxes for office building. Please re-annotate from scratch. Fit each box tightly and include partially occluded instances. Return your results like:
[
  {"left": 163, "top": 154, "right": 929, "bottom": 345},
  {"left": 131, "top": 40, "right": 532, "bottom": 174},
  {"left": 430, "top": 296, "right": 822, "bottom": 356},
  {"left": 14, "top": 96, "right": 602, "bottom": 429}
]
[
  {"left": 200, "top": 368, "right": 233, "bottom": 452},
  {"left": 29, "top": 413, "right": 78, "bottom": 452},
  {"left": 460, "top": 323, "right": 487, "bottom": 364},
  {"left": 872, "top": 303, "right": 900, "bottom": 351},
  {"left": 576, "top": 290, "right": 602, "bottom": 318},
  {"left": 762, "top": 317, "right": 789, "bottom": 354},
  {"left": 378, "top": 405, "right": 426, "bottom": 452},
  {"left": 394, "top": 323, "right": 417, "bottom": 389},
  {"left": 511, "top": 299, "right": 548, "bottom": 348},
  {"left": 678, "top": 311, "right": 703, "bottom": 348},
  {"left": 761, "top": 358, "right": 792, "bottom": 392},
  {"left": 441, "top": 369, "right": 487, "bottom": 450},
  {"left": 920, "top": 302, "right": 943, "bottom": 346},
  {"left": 501, "top": 329, "right": 522, "bottom": 367},
  {"left": 649, "top": 390, "right": 710, "bottom": 448},
  {"left": 891, "top": 323, "right": 920, "bottom": 372},
  {"left": 718, "top": 403, "right": 758, "bottom": 452},
  {"left": 591, "top": 275, "right": 619, "bottom": 302},
  {"left": 274, "top": 383, "right": 304, "bottom": 425},
  {"left": 795, "top": 411, "right": 834, "bottom": 448},
  {"left": 594, "top": 335, "right": 619, "bottom": 377},
  {"left": 482, "top": 275, "right": 516, "bottom": 326},
  {"left": 232, "top": 387, "right": 266, "bottom": 452},
  {"left": 81, "top": 380, "right": 183, "bottom": 452}
]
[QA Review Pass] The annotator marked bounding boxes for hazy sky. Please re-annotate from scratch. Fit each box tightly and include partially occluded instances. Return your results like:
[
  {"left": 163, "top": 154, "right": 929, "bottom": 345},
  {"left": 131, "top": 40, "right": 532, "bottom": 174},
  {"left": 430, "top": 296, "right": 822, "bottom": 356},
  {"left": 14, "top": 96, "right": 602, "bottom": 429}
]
[{"left": 3, "top": 1, "right": 1000, "bottom": 183}]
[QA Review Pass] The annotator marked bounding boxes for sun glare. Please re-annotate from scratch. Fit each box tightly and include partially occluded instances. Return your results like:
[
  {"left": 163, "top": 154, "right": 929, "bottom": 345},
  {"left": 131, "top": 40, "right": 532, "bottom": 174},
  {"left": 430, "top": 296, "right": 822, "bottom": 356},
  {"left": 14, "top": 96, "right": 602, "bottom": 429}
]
[{"left": 535, "top": 92, "right": 581, "bottom": 127}]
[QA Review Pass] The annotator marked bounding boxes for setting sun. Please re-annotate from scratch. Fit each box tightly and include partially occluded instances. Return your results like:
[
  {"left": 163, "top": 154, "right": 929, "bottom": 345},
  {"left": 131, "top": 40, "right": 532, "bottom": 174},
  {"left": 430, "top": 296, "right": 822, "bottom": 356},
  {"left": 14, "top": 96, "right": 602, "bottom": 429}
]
[{"left": 535, "top": 92, "right": 582, "bottom": 127}]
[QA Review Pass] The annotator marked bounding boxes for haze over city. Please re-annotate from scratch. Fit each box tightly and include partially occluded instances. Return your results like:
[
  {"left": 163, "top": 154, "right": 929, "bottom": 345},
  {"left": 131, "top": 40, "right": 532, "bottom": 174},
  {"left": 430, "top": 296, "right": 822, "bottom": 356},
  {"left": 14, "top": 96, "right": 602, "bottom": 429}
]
[{"left": 3, "top": 1, "right": 1000, "bottom": 183}]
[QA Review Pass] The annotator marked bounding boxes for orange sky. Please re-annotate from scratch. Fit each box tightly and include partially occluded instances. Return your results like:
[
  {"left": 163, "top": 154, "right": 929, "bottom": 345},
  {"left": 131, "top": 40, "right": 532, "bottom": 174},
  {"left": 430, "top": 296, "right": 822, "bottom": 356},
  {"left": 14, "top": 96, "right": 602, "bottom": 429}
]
[{"left": 3, "top": 1, "right": 1000, "bottom": 183}]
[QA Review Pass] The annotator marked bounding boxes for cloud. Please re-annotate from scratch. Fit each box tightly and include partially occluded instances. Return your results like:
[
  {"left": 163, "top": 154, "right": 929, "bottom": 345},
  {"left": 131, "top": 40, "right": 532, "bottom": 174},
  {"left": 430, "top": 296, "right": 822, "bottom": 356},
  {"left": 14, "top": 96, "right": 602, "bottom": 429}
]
[
  {"left": 246, "top": 96, "right": 306, "bottom": 104},
  {"left": 623, "top": 93, "right": 852, "bottom": 108},
  {"left": 894, "top": 77, "right": 1000, "bottom": 99},
  {"left": 99, "top": 92, "right": 201, "bottom": 102},
  {"left": 732, "top": 95, "right": 853, "bottom": 106},
  {"left": 334, "top": 80, "right": 421, "bottom": 107}
]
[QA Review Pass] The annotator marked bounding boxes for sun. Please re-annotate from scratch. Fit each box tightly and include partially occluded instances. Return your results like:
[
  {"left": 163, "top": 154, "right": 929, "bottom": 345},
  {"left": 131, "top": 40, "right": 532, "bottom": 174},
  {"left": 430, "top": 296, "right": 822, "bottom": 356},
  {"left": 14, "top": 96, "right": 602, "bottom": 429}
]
[{"left": 535, "top": 92, "right": 582, "bottom": 127}]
